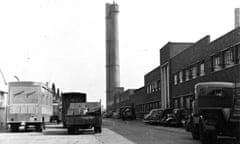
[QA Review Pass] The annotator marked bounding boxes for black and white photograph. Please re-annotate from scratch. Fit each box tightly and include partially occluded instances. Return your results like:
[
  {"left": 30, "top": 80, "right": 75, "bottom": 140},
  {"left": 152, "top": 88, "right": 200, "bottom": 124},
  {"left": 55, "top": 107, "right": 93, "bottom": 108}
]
[{"left": 0, "top": 0, "right": 240, "bottom": 144}]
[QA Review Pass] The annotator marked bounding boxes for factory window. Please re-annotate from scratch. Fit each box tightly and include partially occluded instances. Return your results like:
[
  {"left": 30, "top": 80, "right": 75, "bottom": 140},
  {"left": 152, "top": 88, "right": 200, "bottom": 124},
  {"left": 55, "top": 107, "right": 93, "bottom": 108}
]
[
  {"left": 192, "top": 66, "right": 197, "bottom": 79},
  {"left": 212, "top": 54, "right": 222, "bottom": 72},
  {"left": 147, "top": 86, "right": 149, "bottom": 94},
  {"left": 155, "top": 81, "right": 158, "bottom": 91},
  {"left": 224, "top": 49, "right": 234, "bottom": 68},
  {"left": 174, "top": 74, "right": 178, "bottom": 85},
  {"left": 157, "top": 80, "right": 161, "bottom": 90},
  {"left": 237, "top": 45, "right": 240, "bottom": 64},
  {"left": 151, "top": 83, "right": 155, "bottom": 92},
  {"left": 179, "top": 71, "right": 183, "bottom": 83},
  {"left": 199, "top": 62, "right": 205, "bottom": 76},
  {"left": 185, "top": 69, "right": 190, "bottom": 81}
]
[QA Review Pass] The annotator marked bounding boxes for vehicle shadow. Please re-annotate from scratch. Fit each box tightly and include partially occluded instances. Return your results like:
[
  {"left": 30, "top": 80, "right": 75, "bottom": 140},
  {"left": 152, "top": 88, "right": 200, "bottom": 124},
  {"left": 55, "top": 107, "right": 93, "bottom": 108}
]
[{"left": 42, "top": 128, "right": 98, "bottom": 136}]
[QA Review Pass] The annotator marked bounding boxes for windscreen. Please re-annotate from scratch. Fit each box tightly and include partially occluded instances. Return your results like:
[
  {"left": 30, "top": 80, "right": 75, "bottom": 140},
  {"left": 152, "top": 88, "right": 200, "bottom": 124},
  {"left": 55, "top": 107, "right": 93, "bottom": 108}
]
[
  {"left": 67, "top": 102, "right": 101, "bottom": 116},
  {"left": 198, "top": 87, "right": 233, "bottom": 97}
]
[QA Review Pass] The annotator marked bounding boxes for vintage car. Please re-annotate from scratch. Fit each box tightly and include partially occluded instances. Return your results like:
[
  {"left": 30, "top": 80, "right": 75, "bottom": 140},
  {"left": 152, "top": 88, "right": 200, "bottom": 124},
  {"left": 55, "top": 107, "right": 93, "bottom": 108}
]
[
  {"left": 143, "top": 108, "right": 164, "bottom": 124},
  {"left": 120, "top": 106, "right": 136, "bottom": 120},
  {"left": 161, "top": 108, "right": 188, "bottom": 127}
]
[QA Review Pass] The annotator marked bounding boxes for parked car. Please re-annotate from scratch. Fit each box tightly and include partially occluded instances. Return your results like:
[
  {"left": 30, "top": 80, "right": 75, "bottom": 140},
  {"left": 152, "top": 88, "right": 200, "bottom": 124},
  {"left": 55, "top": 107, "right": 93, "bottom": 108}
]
[
  {"left": 120, "top": 106, "right": 136, "bottom": 120},
  {"left": 143, "top": 108, "right": 164, "bottom": 124},
  {"left": 161, "top": 108, "right": 188, "bottom": 127},
  {"left": 112, "top": 111, "right": 120, "bottom": 119},
  {"left": 159, "top": 108, "right": 174, "bottom": 125},
  {"left": 102, "top": 111, "right": 113, "bottom": 118}
]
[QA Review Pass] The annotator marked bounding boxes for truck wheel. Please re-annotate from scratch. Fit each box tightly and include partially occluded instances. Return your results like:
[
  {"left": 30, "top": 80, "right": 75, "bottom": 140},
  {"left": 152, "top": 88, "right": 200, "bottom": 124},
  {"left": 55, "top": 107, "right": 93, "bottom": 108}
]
[
  {"left": 10, "top": 125, "right": 19, "bottom": 132},
  {"left": 191, "top": 124, "right": 200, "bottom": 140},
  {"left": 94, "top": 127, "right": 97, "bottom": 133},
  {"left": 98, "top": 126, "right": 102, "bottom": 133},
  {"left": 67, "top": 128, "right": 74, "bottom": 134},
  {"left": 36, "top": 124, "right": 42, "bottom": 132},
  {"left": 199, "top": 123, "right": 217, "bottom": 144}
]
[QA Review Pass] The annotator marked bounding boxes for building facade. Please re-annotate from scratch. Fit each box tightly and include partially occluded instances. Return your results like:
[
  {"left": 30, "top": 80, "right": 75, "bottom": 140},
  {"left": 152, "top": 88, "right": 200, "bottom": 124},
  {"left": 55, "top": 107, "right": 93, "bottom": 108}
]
[
  {"left": 160, "top": 42, "right": 194, "bottom": 109},
  {"left": 170, "top": 28, "right": 240, "bottom": 110}
]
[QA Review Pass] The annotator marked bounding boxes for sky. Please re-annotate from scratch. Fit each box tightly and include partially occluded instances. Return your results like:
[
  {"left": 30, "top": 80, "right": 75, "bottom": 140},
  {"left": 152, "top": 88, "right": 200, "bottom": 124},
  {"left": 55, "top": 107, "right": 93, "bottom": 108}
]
[{"left": 0, "top": 0, "right": 239, "bottom": 108}]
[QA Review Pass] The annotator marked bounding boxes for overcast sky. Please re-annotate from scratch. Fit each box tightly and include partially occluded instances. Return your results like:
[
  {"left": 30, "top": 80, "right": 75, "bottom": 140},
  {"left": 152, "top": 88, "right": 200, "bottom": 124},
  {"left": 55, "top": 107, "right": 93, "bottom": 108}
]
[{"left": 0, "top": 0, "right": 239, "bottom": 108}]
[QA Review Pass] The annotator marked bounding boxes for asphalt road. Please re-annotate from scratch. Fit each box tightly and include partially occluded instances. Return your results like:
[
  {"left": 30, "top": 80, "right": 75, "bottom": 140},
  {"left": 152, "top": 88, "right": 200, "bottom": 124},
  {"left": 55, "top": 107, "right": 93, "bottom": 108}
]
[{"left": 0, "top": 119, "right": 238, "bottom": 144}]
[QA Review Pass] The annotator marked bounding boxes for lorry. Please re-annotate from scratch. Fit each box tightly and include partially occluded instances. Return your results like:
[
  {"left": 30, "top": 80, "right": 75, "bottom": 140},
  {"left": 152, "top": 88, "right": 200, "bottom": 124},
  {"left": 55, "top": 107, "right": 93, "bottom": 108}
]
[
  {"left": 62, "top": 92, "right": 102, "bottom": 134},
  {"left": 189, "top": 82, "right": 240, "bottom": 144},
  {"left": 7, "top": 81, "right": 53, "bottom": 132}
]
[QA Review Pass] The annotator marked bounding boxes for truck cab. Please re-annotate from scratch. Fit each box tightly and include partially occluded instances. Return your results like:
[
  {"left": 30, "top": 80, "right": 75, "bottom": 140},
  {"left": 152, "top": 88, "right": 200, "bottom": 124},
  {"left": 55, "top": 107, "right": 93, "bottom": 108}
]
[{"left": 190, "top": 82, "right": 240, "bottom": 144}]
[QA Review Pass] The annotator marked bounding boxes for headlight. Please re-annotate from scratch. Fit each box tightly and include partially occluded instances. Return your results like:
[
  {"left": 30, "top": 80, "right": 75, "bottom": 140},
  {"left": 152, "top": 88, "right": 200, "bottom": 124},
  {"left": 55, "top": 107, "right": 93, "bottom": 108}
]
[{"left": 21, "top": 122, "right": 26, "bottom": 125}]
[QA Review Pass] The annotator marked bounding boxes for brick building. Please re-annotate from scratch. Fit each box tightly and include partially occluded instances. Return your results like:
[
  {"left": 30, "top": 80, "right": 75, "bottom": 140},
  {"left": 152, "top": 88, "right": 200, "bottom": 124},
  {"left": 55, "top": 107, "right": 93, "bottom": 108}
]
[
  {"left": 131, "top": 66, "right": 161, "bottom": 118},
  {"left": 160, "top": 42, "right": 194, "bottom": 109},
  {"left": 170, "top": 27, "right": 240, "bottom": 110}
]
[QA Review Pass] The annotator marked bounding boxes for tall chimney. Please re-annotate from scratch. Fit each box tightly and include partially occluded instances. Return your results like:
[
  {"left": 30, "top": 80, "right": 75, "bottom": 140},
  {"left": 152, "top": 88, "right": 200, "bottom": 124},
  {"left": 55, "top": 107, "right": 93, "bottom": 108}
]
[
  {"left": 235, "top": 8, "right": 240, "bottom": 28},
  {"left": 106, "top": 2, "right": 120, "bottom": 111}
]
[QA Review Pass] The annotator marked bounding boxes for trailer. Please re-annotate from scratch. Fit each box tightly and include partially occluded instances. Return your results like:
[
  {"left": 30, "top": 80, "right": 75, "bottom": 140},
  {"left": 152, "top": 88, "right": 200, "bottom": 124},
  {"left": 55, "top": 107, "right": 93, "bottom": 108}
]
[
  {"left": 7, "top": 81, "right": 53, "bottom": 132},
  {"left": 62, "top": 92, "right": 102, "bottom": 134}
]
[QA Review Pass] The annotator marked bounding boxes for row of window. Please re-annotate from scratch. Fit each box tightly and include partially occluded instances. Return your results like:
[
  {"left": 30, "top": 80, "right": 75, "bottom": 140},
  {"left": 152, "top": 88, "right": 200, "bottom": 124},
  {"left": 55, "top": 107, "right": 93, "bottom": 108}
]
[
  {"left": 173, "top": 44, "right": 240, "bottom": 85},
  {"left": 212, "top": 45, "right": 240, "bottom": 71},
  {"left": 174, "top": 96, "right": 191, "bottom": 109},
  {"left": 174, "top": 62, "right": 205, "bottom": 85},
  {"left": 146, "top": 80, "right": 161, "bottom": 94},
  {"left": 135, "top": 101, "right": 161, "bottom": 113}
]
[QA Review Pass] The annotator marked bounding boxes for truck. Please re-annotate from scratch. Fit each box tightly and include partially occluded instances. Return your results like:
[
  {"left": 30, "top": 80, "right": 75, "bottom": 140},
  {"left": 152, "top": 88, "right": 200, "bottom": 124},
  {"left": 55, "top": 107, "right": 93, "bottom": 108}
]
[
  {"left": 7, "top": 81, "right": 53, "bottom": 132},
  {"left": 189, "top": 82, "right": 240, "bottom": 144},
  {"left": 62, "top": 92, "right": 102, "bottom": 134}
]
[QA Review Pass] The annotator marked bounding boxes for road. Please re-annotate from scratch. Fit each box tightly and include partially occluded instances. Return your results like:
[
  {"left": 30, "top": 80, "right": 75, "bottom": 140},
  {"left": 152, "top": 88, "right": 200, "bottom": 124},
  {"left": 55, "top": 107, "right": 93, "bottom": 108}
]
[{"left": 0, "top": 119, "right": 238, "bottom": 144}]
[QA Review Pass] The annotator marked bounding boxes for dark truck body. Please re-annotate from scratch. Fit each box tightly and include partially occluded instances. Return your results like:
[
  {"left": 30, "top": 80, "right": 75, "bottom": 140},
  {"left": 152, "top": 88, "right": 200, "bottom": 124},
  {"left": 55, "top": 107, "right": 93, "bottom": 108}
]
[
  {"left": 62, "top": 92, "right": 102, "bottom": 134},
  {"left": 190, "top": 82, "right": 240, "bottom": 144}
]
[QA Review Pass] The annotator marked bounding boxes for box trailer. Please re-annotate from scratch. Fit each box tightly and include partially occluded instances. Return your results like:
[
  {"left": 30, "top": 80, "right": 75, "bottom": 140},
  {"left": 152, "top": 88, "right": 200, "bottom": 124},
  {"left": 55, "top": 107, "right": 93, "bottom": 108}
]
[{"left": 7, "top": 81, "right": 53, "bottom": 132}]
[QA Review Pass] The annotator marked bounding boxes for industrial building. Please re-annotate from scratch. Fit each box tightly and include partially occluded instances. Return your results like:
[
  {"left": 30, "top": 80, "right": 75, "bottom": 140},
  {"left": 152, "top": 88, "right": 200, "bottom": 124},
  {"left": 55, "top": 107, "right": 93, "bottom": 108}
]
[
  {"left": 171, "top": 28, "right": 240, "bottom": 110},
  {"left": 107, "top": 7, "right": 240, "bottom": 119}
]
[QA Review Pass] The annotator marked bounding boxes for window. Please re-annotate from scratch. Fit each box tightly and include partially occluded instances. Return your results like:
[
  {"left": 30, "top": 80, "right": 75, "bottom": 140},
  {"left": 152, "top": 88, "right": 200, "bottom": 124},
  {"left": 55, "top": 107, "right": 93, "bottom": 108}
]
[
  {"left": 157, "top": 80, "right": 161, "bottom": 90},
  {"left": 224, "top": 49, "right": 234, "bottom": 68},
  {"left": 179, "top": 71, "right": 183, "bottom": 83},
  {"left": 154, "top": 82, "right": 157, "bottom": 91},
  {"left": 192, "top": 66, "right": 197, "bottom": 79},
  {"left": 212, "top": 54, "right": 221, "bottom": 72},
  {"left": 199, "top": 63, "right": 205, "bottom": 76},
  {"left": 152, "top": 83, "right": 155, "bottom": 92},
  {"left": 185, "top": 69, "right": 190, "bottom": 81},
  {"left": 237, "top": 45, "right": 240, "bottom": 64},
  {"left": 149, "top": 85, "right": 152, "bottom": 93},
  {"left": 174, "top": 74, "right": 178, "bottom": 85}
]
